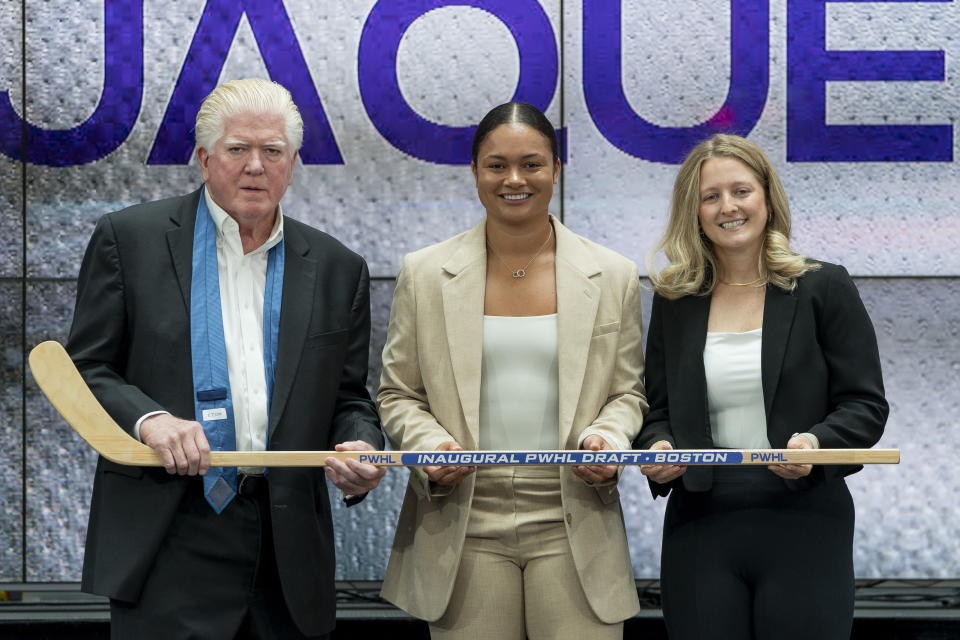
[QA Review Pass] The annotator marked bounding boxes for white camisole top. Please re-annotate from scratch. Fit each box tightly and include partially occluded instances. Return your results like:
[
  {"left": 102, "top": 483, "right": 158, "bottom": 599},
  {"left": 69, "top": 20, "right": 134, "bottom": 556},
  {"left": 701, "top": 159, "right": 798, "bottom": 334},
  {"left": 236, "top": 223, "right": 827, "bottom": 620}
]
[
  {"left": 479, "top": 314, "right": 560, "bottom": 451},
  {"left": 703, "top": 328, "right": 771, "bottom": 449}
]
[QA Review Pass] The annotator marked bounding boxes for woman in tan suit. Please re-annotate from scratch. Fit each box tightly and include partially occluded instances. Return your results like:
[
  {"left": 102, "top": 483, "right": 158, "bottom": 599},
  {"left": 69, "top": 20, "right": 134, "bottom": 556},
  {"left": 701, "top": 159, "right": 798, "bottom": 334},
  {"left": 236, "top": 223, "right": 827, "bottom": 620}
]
[{"left": 378, "top": 102, "right": 646, "bottom": 639}]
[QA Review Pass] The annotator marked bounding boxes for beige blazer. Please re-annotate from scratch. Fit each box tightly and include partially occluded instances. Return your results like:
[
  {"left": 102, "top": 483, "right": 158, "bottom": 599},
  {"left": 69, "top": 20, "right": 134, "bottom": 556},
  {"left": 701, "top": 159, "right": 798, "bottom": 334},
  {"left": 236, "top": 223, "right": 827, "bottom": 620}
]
[{"left": 378, "top": 216, "right": 647, "bottom": 623}]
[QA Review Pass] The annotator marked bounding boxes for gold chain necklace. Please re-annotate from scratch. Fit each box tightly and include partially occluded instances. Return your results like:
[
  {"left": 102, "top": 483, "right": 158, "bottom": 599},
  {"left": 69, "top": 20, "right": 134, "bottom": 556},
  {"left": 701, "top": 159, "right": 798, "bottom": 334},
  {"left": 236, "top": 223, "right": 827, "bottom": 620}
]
[
  {"left": 487, "top": 225, "right": 554, "bottom": 279},
  {"left": 719, "top": 275, "right": 766, "bottom": 287}
]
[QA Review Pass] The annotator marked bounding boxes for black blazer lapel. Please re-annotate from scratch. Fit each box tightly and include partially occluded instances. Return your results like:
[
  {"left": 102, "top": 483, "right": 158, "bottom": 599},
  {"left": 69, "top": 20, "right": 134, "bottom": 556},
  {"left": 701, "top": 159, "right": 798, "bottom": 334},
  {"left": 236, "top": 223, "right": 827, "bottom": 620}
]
[
  {"left": 165, "top": 189, "right": 204, "bottom": 315},
  {"left": 668, "top": 294, "right": 712, "bottom": 444},
  {"left": 668, "top": 294, "right": 713, "bottom": 491},
  {"left": 268, "top": 222, "right": 316, "bottom": 438},
  {"left": 761, "top": 285, "right": 798, "bottom": 420}
]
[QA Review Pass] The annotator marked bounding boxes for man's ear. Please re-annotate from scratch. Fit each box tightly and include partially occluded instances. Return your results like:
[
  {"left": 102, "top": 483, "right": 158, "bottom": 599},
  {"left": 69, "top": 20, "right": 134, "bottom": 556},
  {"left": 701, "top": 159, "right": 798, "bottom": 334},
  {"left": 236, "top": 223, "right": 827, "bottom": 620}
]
[{"left": 197, "top": 147, "right": 210, "bottom": 182}]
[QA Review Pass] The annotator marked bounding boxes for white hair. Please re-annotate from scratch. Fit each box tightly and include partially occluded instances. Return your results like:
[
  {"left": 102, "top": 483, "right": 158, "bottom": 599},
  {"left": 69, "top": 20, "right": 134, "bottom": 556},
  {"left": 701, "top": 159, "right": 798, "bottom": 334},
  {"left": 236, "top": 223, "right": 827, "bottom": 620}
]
[{"left": 194, "top": 78, "right": 304, "bottom": 153}]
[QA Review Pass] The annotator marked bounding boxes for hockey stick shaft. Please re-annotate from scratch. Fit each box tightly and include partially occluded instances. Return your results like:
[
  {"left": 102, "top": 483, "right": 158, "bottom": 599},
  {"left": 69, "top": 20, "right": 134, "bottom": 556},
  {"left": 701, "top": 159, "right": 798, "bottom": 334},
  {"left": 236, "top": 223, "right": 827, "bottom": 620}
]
[{"left": 29, "top": 341, "right": 900, "bottom": 467}]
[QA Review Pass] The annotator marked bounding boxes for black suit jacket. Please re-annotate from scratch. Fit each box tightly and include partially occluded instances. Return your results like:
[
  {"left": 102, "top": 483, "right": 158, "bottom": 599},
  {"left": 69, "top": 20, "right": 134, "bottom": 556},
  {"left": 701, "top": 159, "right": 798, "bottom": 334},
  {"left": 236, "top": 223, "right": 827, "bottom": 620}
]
[
  {"left": 635, "top": 262, "right": 888, "bottom": 496},
  {"left": 66, "top": 188, "right": 383, "bottom": 636}
]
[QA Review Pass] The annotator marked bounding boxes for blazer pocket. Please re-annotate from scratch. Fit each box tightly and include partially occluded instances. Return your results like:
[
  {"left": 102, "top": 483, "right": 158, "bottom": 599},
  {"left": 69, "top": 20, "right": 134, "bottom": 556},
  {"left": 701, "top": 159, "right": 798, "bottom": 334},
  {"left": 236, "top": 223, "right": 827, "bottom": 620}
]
[
  {"left": 591, "top": 321, "right": 620, "bottom": 338},
  {"left": 305, "top": 328, "right": 348, "bottom": 349}
]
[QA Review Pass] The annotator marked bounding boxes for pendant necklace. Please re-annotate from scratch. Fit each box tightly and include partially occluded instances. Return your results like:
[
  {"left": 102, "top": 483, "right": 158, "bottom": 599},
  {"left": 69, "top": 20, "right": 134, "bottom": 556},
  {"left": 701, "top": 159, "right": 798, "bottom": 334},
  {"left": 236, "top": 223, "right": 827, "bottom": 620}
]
[{"left": 487, "top": 225, "right": 554, "bottom": 279}]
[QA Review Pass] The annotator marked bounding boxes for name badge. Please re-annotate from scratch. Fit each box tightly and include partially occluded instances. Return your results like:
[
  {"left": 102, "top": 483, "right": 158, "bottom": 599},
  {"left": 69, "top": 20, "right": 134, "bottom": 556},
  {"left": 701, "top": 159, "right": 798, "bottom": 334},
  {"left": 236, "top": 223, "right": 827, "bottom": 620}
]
[{"left": 202, "top": 408, "right": 227, "bottom": 421}]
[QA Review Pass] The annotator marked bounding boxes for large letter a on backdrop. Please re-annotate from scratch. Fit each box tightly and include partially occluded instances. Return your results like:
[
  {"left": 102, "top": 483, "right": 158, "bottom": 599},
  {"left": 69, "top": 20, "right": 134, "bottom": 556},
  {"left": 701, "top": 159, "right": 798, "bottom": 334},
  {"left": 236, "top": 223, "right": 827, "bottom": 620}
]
[{"left": 148, "top": 0, "right": 343, "bottom": 165}]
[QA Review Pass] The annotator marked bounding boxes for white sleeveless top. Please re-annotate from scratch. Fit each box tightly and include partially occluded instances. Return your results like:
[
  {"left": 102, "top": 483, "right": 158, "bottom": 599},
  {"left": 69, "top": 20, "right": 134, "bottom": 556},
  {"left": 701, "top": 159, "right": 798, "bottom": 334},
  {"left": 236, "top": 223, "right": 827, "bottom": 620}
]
[
  {"left": 703, "top": 329, "right": 771, "bottom": 449},
  {"left": 479, "top": 314, "right": 560, "bottom": 450}
]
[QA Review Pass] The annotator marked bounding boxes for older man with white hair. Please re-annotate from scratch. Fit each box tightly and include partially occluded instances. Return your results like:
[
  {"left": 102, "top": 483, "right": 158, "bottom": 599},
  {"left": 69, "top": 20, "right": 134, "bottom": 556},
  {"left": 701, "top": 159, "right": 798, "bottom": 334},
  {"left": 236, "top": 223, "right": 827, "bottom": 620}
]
[{"left": 67, "top": 78, "right": 385, "bottom": 639}]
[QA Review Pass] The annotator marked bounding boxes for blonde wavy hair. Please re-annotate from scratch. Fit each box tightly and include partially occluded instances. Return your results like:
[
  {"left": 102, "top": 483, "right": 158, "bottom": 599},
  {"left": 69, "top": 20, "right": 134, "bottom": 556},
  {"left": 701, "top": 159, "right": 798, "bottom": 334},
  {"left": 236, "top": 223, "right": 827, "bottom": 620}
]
[{"left": 648, "top": 134, "right": 818, "bottom": 299}]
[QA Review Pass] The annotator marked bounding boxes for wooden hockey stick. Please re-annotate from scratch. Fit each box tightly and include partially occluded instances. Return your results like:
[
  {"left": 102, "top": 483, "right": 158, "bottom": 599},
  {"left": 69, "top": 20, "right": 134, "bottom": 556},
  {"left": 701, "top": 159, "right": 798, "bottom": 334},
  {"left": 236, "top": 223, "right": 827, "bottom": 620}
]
[{"left": 29, "top": 341, "right": 900, "bottom": 467}]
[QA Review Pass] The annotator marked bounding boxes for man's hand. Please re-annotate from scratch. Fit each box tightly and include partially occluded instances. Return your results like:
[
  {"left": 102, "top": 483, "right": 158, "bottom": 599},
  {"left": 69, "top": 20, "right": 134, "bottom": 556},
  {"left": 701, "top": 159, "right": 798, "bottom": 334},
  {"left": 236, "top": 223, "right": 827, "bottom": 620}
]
[
  {"left": 423, "top": 441, "right": 475, "bottom": 486},
  {"left": 324, "top": 441, "right": 387, "bottom": 495},
  {"left": 639, "top": 440, "right": 686, "bottom": 485},
  {"left": 140, "top": 414, "right": 211, "bottom": 476},
  {"left": 572, "top": 435, "right": 618, "bottom": 483}
]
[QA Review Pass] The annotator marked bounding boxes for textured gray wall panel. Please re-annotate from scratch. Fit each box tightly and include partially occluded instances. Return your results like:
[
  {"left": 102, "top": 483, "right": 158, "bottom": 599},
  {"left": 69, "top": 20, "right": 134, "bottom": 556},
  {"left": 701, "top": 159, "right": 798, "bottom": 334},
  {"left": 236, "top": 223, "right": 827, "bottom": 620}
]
[
  {"left": 850, "top": 278, "right": 960, "bottom": 577},
  {"left": 0, "top": 1, "right": 19, "bottom": 107},
  {"left": 0, "top": 0, "right": 21, "bottom": 278},
  {"left": 23, "top": 0, "right": 104, "bottom": 131},
  {"left": 0, "top": 282, "right": 24, "bottom": 581},
  {"left": 1, "top": 160, "right": 21, "bottom": 278},
  {"left": 365, "top": 279, "right": 394, "bottom": 400},
  {"left": 24, "top": 280, "right": 93, "bottom": 581}
]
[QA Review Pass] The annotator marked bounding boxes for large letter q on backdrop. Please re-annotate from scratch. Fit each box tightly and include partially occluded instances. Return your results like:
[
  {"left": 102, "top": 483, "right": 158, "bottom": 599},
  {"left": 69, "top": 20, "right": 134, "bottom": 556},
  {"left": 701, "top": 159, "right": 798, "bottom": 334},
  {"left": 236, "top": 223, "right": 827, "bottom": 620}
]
[
  {"left": 359, "top": 0, "right": 558, "bottom": 165},
  {"left": 583, "top": 0, "right": 769, "bottom": 164}
]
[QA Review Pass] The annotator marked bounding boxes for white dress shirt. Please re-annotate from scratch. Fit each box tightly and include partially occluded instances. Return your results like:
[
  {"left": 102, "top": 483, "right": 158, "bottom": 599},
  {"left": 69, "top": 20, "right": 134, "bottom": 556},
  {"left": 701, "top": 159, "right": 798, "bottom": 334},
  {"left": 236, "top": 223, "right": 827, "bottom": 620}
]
[{"left": 136, "top": 190, "right": 284, "bottom": 474}]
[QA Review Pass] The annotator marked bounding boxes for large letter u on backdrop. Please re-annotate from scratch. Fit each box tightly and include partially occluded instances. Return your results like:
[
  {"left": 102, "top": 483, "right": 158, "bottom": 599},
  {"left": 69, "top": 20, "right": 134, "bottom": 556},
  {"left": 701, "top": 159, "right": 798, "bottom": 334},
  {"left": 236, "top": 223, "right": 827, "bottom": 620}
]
[
  {"left": 583, "top": 0, "right": 769, "bottom": 164},
  {"left": 0, "top": 0, "right": 142, "bottom": 167}
]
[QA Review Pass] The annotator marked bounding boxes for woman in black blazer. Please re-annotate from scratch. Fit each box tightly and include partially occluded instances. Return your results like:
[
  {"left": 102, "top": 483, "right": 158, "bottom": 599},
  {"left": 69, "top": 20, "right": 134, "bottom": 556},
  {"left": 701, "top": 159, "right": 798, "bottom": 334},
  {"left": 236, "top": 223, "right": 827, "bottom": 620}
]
[{"left": 635, "top": 134, "right": 888, "bottom": 640}]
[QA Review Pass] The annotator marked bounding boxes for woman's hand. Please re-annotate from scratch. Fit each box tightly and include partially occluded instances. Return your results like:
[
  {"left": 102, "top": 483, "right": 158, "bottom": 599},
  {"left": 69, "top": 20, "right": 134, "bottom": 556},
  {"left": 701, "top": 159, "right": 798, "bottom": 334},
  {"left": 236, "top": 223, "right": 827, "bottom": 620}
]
[
  {"left": 640, "top": 440, "right": 686, "bottom": 484},
  {"left": 572, "top": 435, "right": 618, "bottom": 483},
  {"left": 424, "top": 441, "right": 476, "bottom": 486},
  {"left": 768, "top": 434, "right": 813, "bottom": 479}
]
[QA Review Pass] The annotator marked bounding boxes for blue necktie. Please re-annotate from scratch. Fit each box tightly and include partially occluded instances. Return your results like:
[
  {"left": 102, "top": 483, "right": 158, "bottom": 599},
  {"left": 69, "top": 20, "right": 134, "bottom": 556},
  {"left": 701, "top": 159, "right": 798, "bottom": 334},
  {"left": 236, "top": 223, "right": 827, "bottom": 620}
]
[{"left": 189, "top": 192, "right": 284, "bottom": 513}]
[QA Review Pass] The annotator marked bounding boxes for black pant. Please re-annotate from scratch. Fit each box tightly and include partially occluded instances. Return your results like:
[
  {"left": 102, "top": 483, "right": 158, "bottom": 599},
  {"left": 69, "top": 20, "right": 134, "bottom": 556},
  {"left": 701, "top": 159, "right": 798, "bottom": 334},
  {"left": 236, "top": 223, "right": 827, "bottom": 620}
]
[
  {"left": 660, "top": 467, "right": 855, "bottom": 640},
  {"left": 110, "top": 476, "right": 326, "bottom": 640}
]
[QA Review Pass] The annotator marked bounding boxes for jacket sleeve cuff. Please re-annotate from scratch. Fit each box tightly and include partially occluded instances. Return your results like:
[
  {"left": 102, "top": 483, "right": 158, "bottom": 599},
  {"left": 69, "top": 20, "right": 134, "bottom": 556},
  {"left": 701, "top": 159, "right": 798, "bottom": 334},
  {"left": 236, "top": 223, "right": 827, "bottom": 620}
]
[
  {"left": 577, "top": 427, "right": 629, "bottom": 451},
  {"left": 133, "top": 410, "right": 170, "bottom": 442}
]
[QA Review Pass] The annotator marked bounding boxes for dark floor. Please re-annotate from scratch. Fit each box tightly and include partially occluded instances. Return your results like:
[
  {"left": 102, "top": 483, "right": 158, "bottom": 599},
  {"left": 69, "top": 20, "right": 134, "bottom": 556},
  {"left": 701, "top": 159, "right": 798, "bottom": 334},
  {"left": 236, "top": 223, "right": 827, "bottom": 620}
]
[
  {"left": 3, "top": 617, "right": 960, "bottom": 639},
  {"left": 1, "top": 580, "right": 957, "bottom": 639}
]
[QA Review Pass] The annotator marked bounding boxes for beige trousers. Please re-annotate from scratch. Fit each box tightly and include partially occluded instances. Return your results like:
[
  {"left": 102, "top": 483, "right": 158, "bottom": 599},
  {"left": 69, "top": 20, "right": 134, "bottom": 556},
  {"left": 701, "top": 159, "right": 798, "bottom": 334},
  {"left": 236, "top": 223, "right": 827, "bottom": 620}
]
[{"left": 429, "top": 467, "right": 624, "bottom": 640}]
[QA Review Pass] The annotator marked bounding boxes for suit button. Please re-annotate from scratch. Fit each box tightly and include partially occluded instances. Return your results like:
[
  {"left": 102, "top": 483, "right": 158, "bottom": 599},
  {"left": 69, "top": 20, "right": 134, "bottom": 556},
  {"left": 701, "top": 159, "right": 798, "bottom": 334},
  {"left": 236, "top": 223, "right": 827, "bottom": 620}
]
[{"left": 565, "top": 513, "right": 573, "bottom": 525}]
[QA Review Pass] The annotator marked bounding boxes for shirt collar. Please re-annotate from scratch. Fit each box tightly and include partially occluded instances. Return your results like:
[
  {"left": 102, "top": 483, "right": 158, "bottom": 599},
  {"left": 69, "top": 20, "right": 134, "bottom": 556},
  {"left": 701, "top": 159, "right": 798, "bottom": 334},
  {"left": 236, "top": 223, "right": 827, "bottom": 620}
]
[{"left": 203, "top": 187, "right": 285, "bottom": 256}]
